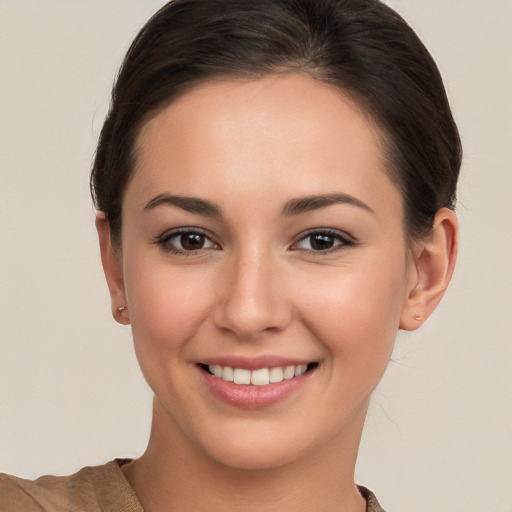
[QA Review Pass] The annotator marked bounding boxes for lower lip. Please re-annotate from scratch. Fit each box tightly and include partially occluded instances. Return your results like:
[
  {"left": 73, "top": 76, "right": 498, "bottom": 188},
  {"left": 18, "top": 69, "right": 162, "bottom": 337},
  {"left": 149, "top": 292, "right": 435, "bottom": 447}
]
[{"left": 198, "top": 367, "right": 313, "bottom": 409}]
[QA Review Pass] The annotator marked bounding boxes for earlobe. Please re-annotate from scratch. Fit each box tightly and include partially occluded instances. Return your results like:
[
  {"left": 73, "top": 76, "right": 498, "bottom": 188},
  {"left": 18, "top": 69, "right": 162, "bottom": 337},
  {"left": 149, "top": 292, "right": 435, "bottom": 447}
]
[
  {"left": 95, "top": 212, "right": 130, "bottom": 325},
  {"left": 400, "top": 208, "right": 458, "bottom": 331}
]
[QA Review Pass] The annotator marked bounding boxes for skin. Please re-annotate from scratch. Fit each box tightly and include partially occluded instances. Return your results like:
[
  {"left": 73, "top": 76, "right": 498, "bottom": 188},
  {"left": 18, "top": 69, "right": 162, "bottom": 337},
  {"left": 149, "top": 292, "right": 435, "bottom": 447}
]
[{"left": 97, "top": 73, "right": 458, "bottom": 511}]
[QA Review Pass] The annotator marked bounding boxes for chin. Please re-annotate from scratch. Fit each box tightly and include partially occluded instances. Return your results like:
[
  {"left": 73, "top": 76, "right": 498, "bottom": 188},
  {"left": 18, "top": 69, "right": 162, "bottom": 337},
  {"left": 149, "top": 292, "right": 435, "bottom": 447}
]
[
  {"left": 194, "top": 417, "right": 347, "bottom": 472},
  {"left": 207, "top": 441, "right": 305, "bottom": 471}
]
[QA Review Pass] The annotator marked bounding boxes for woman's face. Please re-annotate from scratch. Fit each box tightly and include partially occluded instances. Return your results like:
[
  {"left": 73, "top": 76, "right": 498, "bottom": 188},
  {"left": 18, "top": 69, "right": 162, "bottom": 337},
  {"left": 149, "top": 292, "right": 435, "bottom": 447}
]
[{"left": 117, "top": 74, "right": 418, "bottom": 469}]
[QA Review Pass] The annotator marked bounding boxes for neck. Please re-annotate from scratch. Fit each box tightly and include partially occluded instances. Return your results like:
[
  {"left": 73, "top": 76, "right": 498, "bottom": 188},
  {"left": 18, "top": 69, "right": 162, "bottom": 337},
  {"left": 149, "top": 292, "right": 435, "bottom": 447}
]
[{"left": 122, "top": 399, "right": 368, "bottom": 512}]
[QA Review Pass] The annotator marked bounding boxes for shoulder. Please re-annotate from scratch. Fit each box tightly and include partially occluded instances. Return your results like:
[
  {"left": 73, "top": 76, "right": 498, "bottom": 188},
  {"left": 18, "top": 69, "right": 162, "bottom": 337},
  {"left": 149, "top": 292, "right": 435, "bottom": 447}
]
[{"left": 0, "top": 459, "right": 142, "bottom": 512}]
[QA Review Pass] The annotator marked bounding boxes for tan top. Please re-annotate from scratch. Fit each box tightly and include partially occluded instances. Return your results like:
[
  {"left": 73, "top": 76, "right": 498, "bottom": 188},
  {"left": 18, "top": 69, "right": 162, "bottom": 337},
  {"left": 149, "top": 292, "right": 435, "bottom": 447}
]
[{"left": 0, "top": 459, "right": 386, "bottom": 511}]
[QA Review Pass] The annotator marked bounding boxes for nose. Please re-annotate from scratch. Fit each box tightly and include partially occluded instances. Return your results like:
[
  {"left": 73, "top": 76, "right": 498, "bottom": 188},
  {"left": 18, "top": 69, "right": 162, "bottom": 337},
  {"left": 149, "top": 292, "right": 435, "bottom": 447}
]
[{"left": 213, "top": 248, "right": 292, "bottom": 340}]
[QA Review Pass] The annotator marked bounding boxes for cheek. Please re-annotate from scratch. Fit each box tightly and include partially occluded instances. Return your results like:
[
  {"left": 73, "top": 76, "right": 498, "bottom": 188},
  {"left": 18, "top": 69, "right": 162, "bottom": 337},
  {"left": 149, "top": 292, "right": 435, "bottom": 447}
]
[
  {"left": 124, "top": 262, "right": 213, "bottom": 356},
  {"left": 298, "top": 256, "right": 408, "bottom": 374},
  {"left": 123, "top": 263, "right": 217, "bottom": 411}
]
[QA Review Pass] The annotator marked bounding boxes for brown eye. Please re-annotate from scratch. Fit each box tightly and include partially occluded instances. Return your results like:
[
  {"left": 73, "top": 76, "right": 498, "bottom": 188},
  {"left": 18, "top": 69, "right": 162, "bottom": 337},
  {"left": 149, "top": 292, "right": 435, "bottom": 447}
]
[
  {"left": 157, "top": 229, "right": 219, "bottom": 254},
  {"left": 293, "top": 229, "right": 354, "bottom": 253},
  {"left": 309, "top": 234, "right": 335, "bottom": 251},
  {"left": 180, "top": 233, "right": 206, "bottom": 250}
]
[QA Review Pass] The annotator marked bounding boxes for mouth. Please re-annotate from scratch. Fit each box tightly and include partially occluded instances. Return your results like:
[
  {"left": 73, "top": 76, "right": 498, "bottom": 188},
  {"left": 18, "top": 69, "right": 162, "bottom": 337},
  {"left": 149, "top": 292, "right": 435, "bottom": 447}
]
[{"left": 198, "top": 362, "right": 319, "bottom": 386}]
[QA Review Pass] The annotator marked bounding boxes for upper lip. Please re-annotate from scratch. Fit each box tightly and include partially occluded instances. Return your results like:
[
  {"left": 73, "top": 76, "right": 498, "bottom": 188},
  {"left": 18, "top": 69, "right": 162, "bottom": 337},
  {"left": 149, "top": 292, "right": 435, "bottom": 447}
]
[{"left": 198, "top": 355, "right": 314, "bottom": 370}]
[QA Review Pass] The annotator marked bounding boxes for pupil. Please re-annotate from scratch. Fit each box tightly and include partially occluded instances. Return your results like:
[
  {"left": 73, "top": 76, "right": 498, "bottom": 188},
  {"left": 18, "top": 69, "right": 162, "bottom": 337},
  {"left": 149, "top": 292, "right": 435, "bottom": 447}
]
[
  {"left": 181, "top": 233, "right": 204, "bottom": 250},
  {"left": 311, "top": 234, "right": 334, "bottom": 250}
]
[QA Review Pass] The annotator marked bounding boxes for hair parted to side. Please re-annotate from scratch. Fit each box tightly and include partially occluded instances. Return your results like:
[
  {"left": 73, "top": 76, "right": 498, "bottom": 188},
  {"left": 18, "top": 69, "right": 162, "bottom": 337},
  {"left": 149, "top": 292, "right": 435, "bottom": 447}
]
[{"left": 91, "top": 0, "right": 462, "bottom": 247}]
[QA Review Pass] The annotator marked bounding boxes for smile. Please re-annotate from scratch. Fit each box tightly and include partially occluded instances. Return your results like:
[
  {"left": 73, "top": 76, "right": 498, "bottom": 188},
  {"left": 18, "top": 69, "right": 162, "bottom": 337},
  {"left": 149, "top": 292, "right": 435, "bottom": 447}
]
[
  {"left": 197, "top": 359, "right": 319, "bottom": 408},
  {"left": 206, "top": 364, "right": 311, "bottom": 385}
]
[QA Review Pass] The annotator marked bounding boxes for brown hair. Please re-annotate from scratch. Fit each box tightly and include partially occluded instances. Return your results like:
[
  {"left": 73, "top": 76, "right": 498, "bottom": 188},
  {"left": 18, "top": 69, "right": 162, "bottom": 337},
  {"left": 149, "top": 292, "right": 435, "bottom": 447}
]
[{"left": 91, "top": 0, "right": 461, "bottom": 245}]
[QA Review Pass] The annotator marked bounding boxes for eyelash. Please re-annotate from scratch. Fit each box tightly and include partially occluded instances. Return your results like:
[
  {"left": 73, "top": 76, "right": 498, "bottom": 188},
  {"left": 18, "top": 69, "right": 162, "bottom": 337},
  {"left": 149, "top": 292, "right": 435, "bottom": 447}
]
[
  {"left": 154, "top": 228, "right": 355, "bottom": 255},
  {"left": 291, "top": 228, "right": 355, "bottom": 254}
]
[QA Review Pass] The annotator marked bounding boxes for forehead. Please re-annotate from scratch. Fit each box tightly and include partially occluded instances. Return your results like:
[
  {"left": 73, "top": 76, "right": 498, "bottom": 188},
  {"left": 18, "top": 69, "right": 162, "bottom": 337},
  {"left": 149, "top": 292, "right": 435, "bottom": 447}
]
[{"left": 128, "top": 73, "right": 400, "bottom": 217}]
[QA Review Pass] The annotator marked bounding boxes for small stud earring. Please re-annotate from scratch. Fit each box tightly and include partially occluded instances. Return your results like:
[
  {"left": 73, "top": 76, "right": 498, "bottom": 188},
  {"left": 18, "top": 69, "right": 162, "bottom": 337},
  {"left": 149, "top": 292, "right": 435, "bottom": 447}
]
[
  {"left": 118, "top": 306, "right": 127, "bottom": 313},
  {"left": 414, "top": 315, "right": 423, "bottom": 321}
]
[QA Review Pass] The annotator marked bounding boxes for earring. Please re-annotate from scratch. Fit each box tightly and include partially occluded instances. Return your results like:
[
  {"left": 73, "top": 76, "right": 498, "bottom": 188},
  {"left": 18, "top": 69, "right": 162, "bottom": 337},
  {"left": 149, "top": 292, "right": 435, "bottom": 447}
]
[
  {"left": 414, "top": 315, "right": 423, "bottom": 321},
  {"left": 118, "top": 306, "right": 127, "bottom": 313}
]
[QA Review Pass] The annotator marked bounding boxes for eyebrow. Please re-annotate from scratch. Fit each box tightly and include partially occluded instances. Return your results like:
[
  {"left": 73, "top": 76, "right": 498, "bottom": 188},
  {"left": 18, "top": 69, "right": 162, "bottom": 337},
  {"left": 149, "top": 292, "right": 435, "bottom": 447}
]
[
  {"left": 143, "top": 192, "right": 374, "bottom": 218},
  {"left": 282, "top": 193, "right": 375, "bottom": 216},
  {"left": 144, "top": 194, "right": 222, "bottom": 216}
]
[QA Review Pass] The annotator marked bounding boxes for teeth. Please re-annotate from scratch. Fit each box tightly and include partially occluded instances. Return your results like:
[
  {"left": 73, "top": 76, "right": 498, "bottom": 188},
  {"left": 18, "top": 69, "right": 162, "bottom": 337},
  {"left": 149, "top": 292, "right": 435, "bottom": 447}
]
[
  {"left": 251, "top": 368, "right": 269, "bottom": 386},
  {"left": 222, "top": 366, "right": 234, "bottom": 382},
  {"left": 269, "top": 367, "right": 284, "bottom": 383},
  {"left": 295, "top": 364, "right": 307, "bottom": 377},
  {"left": 233, "top": 368, "right": 251, "bottom": 385},
  {"left": 283, "top": 365, "right": 295, "bottom": 380},
  {"left": 207, "top": 364, "right": 310, "bottom": 385}
]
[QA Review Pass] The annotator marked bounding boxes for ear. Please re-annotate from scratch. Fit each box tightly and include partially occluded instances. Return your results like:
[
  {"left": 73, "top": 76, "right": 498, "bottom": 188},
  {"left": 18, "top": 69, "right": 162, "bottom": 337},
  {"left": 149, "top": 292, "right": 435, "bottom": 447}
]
[
  {"left": 96, "top": 212, "right": 130, "bottom": 325},
  {"left": 400, "top": 208, "right": 458, "bottom": 331}
]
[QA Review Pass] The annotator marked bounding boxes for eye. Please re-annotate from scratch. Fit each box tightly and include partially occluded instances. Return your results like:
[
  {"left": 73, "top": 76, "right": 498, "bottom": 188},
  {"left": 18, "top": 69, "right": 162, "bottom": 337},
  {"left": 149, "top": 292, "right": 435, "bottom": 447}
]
[
  {"left": 156, "top": 228, "right": 220, "bottom": 254},
  {"left": 292, "top": 229, "right": 354, "bottom": 253}
]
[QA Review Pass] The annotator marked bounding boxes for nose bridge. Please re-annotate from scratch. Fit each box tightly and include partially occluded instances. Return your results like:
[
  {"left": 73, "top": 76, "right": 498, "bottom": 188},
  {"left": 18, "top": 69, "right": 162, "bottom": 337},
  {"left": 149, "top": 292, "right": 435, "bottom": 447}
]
[{"left": 214, "top": 242, "right": 290, "bottom": 338}]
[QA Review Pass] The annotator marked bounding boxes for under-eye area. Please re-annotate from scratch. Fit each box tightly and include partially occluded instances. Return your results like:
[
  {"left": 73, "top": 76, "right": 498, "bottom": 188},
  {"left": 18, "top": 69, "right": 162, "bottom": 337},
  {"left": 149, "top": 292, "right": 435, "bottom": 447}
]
[{"left": 199, "top": 362, "right": 319, "bottom": 386}]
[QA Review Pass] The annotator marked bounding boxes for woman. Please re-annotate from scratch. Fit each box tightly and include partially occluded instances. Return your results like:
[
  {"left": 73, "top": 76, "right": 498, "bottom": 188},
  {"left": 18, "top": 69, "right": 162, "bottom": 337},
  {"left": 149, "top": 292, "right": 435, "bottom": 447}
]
[{"left": 0, "top": 0, "right": 460, "bottom": 510}]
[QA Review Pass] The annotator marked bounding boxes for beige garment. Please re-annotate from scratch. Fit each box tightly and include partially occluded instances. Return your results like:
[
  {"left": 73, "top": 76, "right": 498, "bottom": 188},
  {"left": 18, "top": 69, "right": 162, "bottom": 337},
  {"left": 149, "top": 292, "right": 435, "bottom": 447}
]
[{"left": 0, "top": 460, "right": 385, "bottom": 511}]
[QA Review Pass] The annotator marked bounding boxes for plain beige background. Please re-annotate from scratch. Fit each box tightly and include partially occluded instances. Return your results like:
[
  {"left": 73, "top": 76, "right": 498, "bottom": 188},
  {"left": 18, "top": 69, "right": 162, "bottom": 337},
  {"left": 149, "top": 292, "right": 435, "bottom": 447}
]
[{"left": 0, "top": 1, "right": 510, "bottom": 511}]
